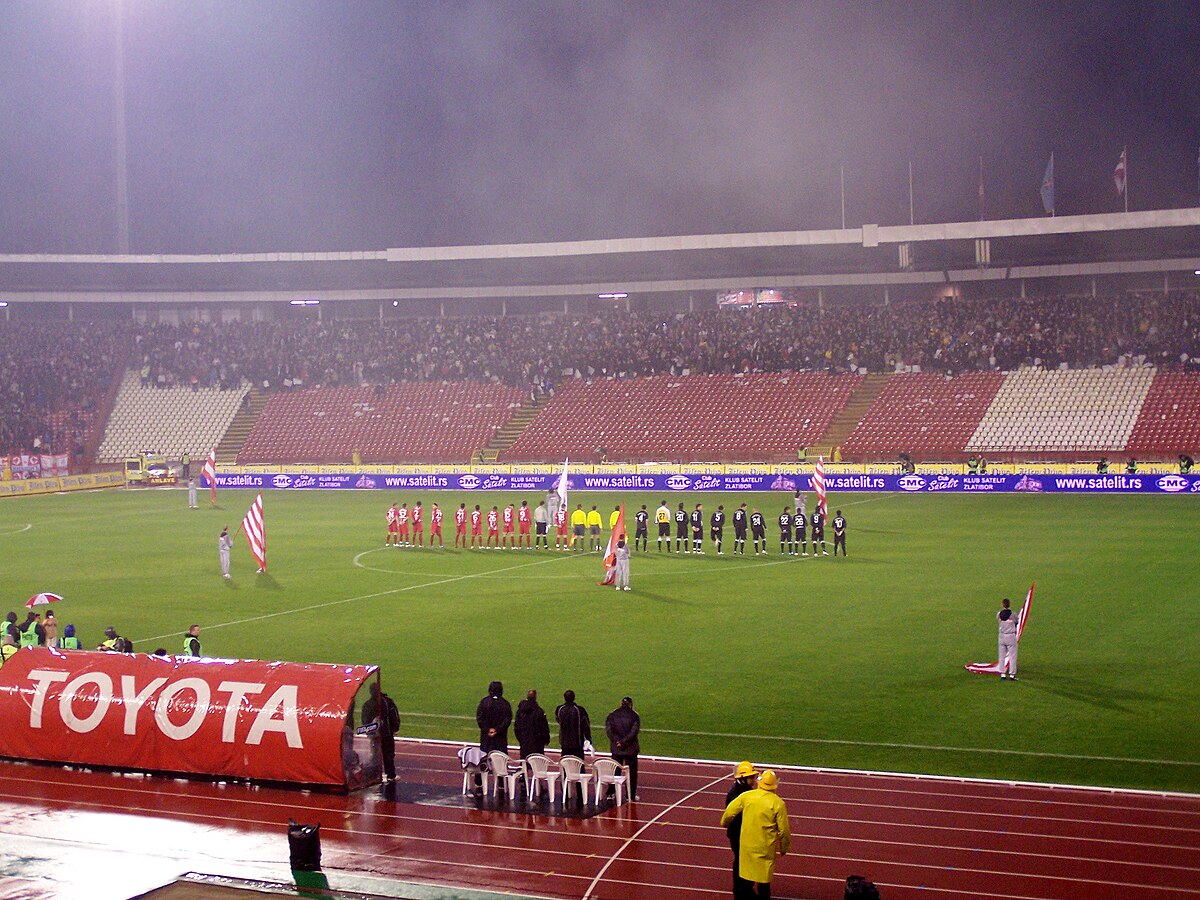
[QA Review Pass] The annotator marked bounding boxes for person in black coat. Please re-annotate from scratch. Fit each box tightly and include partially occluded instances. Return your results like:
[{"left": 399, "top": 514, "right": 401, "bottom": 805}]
[
  {"left": 725, "top": 761, "right": 760, "bottom": 900},
  {"left": 604, "top": 696, "right": 641, "bottom": 800},
  {"left": 514, "top": 689, "right": 550, "bottom": 759},
  {"left": 555, "top": 689, "right": 592, "bottom": 803},
  {"left": 476, "top": 680, "right": 513, "bottom": 754},
  {"left": 362, "top": 682, "right": 401, "bottom": 782}
]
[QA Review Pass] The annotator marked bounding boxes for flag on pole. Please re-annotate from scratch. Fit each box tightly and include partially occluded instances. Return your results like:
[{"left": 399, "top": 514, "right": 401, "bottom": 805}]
[
  {"left": 813, "top": 456, "right": 827, "bottom": 518},
  {"left": 965, "top": 583, "right": 1034, "bottom": 674},
  {"left": 555, "top": 458, "right": 569, "bottom": 511},
  {"left": 1040, "top": 153, "right": 1055, "bottom": 215},
  {"left": 1113, "top": 148, "right": 1127, "bottom": 196},
  {"left": 599, "top": 504, "right": 626, "bottom": 586},
  {"left": 201, "top": 447, "right": 218, "bottom": 505},
  {"left": 242, "top": 493, "right": 266, "bottom": 573}
]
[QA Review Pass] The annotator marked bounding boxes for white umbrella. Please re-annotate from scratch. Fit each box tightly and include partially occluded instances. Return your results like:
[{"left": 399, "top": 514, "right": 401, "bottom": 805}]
[{"left": 25, "top": 592, "right": 63, "bottom": 609}]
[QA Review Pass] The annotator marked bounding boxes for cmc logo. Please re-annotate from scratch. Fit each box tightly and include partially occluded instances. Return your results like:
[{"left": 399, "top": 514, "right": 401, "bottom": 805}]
[
  {"left": 1156, "top": 475, "right": 1189, "bottom": 493},
  {"left": 897, "top": 475, "right": 926, "bottom": 492},
  {"left": 272, "top": 475, "right": 292, "bottom": 489},
  {"left": 458, "top": 475, "right": 481, "bottom": 490},
  {"left": 666, "top": 475, "right": 691, "bottom": 491}
]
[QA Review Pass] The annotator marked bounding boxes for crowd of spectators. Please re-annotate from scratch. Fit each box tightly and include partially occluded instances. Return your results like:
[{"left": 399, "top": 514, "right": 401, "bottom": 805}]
[
  {"left": 0, "top": 321, "right": 129, "bottom": 461},
  {"left": 3, "top": 291, "right": 1198, "bottom": 459}
]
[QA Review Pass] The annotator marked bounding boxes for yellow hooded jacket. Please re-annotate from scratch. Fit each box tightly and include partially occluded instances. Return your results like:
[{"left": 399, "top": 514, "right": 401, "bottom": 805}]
[{"left": 720, "top": 787, "right": 791, "bottom": 884}]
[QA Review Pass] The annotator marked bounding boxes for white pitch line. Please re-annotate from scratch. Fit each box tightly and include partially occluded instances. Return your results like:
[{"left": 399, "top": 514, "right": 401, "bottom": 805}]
[
  {"left": 137, "top": 553, "right": 576, "bottom": 644},
  {"left": 0, "top": 524, "right": 32, "bottom": 536},
  {"left": 395, "top": 712, "right": 1200, "bottom": 769},
  {"left": 581, "top": 771, "right": 728, "bottom": 900}
]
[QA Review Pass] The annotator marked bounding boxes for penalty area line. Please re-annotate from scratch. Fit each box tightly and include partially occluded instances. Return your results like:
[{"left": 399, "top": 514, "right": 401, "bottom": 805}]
[
  {"left": 137, "top": 553, "right": 575, "bottom": 644},
  {"left": 0, "top": 524, "right": 33, "bottom": 536},
  {"left": 395, "top": 712, "right": 1200, "bottom": 768}
]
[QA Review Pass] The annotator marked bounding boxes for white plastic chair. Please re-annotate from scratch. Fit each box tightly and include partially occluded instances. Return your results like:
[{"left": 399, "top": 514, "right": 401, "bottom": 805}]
[
  {"left": 458, "top": 746, "right": 488, "bottom": 795},
  {"left": 524, "top": 753, "right": 559, "bottom": 804},
  {"left": 487, "top": 751, "right": 521, "bottom": 799},
  {"left": 559, "top": 755, "right": 592, "bottom": 805},
  {"left": 592, "top": 757, "right": 628, "bottom": 806}
]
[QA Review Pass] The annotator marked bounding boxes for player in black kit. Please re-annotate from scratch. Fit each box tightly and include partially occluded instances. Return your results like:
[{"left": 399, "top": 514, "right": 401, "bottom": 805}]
[
  {"left": 732, "top": 503, "right": 748, "bottom": 554},
  {"left": 690, "top": 503, "right": 704, "bottom": 553},
  {"left": 749, "top": 509, "right": 767, "bottom": 555},
  {"left": 674, "top": 503, "right": 689, "bottom": 553},
  {"left": 792, "top": 508, "right": 807, "bottom": 556},
  {"left": 832, "top": 509, "right": 847, "bottom": 556},
  {"left": 810, "top": 508, "right": 828, "bottom": 556},
  {"left": 710, "top": 505, "right": 726, "bottom": 554},
  {"left": 633, "top": 504, "right": 650, "bottom": 552},
  {"left": 778, "top": 507, "right": 793, "bottom": 556}
]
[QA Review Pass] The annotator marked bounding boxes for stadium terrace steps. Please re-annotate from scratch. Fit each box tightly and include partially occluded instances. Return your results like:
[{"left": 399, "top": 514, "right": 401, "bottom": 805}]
[
  {"left": 482, "top": 390, "right": 547, "bottom": 458},
  {"left": 236, "top": 382, "right": 525, "bottom": 465},
  {"left": 816, "top": 372, "right": 891, "bottom": 454},
  {"left": 501, "top": 372, "right": 862, "bottom": 463},
  {"left": 96, "top": 373, "right": 250, "bottom": 464},
  {"left": 1126, "top": 371, "right": 1200, "bottom": 455},
  {"left": 966, "top": 368, "right": 1154, "bottom": 454},
  {"left": 215, "top": 387, "right": 266, "bottom": 465},
  {"left": 840, "top": 372, "right": 1004, "bottom": 462}
]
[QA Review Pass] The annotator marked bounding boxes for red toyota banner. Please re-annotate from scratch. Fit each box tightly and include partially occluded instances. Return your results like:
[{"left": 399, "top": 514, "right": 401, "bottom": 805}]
[{"left": 0, "top": 649, "right": 380, "bottom": 788}]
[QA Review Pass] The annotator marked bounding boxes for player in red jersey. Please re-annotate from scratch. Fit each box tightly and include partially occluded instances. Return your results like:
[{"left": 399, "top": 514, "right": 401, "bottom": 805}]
[
  {"left": 429, "top": 502, "right": 444, "bottom": 547},
  {"left": 517, "top": 500, "right": 532, "bottom": 549},
  {"left": 470, "top": 505, "right": 483, "bottom": 549},
  {"left": 501, "top": 503, "right": 516, "bottom": 549},
  {"left": 397, "top": 502, "right": 410, "bottom": 546},
  {"left": 411, "top": 501, "right": 424, "bottom": 547},
  {"left": 554, "top": 505, "right": 569, "bottom": 551},
  {"left": 455, "top": 503, "right": 469, "bottom": 548},
  {"left": 487, "top": 506, "right": 500, "bottom": 549},
  {"left": 385, "top": 503, "right": 400, "bottom": 547}
]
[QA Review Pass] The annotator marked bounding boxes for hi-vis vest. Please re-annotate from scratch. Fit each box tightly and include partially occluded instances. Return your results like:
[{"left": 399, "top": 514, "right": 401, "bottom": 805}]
[
  {"left": 19, "top": 626, "right": 39, "bottom": 648},
  {"left": 61, "top": 636, "right": 81, "bottom": 649},
  {"left": 185, "top": 636, "right": 202, "bottom": 657}
]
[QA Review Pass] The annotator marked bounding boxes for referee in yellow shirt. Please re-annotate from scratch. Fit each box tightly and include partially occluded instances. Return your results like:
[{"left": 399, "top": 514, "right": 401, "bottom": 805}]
[
  {"left": 570, "top": 504, "right": 587, "bottom": 550},
  {"left": 586, "top": 505, "right": 603, "bottom": 551}
]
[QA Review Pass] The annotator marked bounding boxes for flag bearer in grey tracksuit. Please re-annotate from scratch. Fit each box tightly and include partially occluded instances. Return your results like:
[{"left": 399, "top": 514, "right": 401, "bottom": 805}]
[
  {"left": 998, "top": 598, "right": 1019, "bottom": 680},
  {"left": 614, "top": 538, "right": 631, "bottom": 591},
  {"left": 218, "top": 526, "right": 233, "bottom": 579}
]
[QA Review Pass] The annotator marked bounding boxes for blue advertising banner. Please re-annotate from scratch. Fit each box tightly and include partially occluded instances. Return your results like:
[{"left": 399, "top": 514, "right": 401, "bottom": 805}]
[{"left": 215, "top": 471, "right": 1200, "bottom": 495}]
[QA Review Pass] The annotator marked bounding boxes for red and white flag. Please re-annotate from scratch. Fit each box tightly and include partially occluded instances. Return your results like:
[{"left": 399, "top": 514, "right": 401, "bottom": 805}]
[
  {"left": 813, "top": 457, "right": 827, "bottom": 518},
  {"left": 1113, "top": 149, "right": 1127, "bottom": 196},
  {"left": 599, "top": 504, "right": 626, "bottom": 586},
  {"left": 242, "top": 493, "right": 266, "bottom": 573},
  {"left": 965, "top": 583, "right": 1034, "bottom": 674},
  {"left": 201, "top": 447, "right": 218, "bottom": 504}
]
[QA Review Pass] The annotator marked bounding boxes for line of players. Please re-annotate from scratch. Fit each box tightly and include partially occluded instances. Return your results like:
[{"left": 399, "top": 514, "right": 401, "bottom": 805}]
[
  {"left": 638, "top": 501, "right": 846, "bottom": 557},
  {"left": 386, "top": 498, "right": 847, "bottom": 556}
]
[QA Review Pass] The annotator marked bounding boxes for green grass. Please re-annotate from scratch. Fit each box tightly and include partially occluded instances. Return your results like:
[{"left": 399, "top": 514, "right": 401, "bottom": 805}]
[{"left": 3, "top": 488, "right": 1199, "bottom": 793}]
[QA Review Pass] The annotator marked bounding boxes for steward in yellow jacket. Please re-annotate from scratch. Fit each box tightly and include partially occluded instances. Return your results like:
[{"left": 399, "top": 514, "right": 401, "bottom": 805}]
[{"left": 720, "top": 769, "right": 791, "bottom": 889}]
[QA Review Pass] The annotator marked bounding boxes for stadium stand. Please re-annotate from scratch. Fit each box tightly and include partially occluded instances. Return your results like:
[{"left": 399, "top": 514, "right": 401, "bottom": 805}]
[
  {"left": 966, "top": 368, "right": 1155, "bottom": 455},
  {"left": 1127, "top": 372, "right": 1200, "bottom": 456},
  {"left": 96, "top": 372, "right": 250, "bottom": 464},
  {"left": 237, "top": 382, "right": 525, "bottom": 464},
  {"left": 840, "top": 372, "right": 1005, "bottom": 462},
  {"left": 503, "top": 373, "right": 860, "bottom": 463}
]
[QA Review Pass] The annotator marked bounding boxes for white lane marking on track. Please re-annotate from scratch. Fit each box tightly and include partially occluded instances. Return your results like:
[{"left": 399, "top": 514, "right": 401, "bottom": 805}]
[
  {"left": 0, "top": 524, "right": 33, "bottom": 535},
  {"left": 395, "top": 713, "right": 1200, "bottom": 769},
  {"left": 581, "top": 772, "right": 728, "bottom": 900},
  {"left": 137, "top": 553, "right": 576, "bottom": 644}
]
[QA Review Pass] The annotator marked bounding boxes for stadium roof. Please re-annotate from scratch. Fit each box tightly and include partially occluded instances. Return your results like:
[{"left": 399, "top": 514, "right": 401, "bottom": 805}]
[{"left": 1, "top": 209, "right": 1198, "bottom": 303}]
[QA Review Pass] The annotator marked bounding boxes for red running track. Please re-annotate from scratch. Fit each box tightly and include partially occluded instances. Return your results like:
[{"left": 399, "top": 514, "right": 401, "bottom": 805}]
[{"left": 0, "top": 738, "right": 1198, "bottom": 900}]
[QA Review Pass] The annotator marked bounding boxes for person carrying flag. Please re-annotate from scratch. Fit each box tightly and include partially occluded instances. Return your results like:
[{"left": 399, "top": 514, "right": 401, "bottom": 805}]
[
  {"left": 554, "top": 504, "right": 569, "bottom": 550},
  {"left": 613, "top": 537, "right": 631, "bottom": 591},
  {"left": 998, "top": 598, "right": 1019, "bottom": 680}
]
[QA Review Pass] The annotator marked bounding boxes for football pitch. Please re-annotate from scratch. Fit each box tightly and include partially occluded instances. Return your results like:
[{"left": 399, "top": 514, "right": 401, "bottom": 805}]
[{"left": 3, "top": 487, "right": 1199, "bottom": 794}]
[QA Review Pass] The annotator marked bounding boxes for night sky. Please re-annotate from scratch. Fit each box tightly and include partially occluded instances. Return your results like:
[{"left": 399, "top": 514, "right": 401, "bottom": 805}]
[{"left": 1, "top": 1, "right": 1197, "bottom": 255}]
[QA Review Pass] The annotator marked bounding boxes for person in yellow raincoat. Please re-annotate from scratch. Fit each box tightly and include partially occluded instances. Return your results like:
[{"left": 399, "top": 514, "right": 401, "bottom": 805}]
[{"left": 720, "top": 769, "right": 790, "bottom": 898}]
